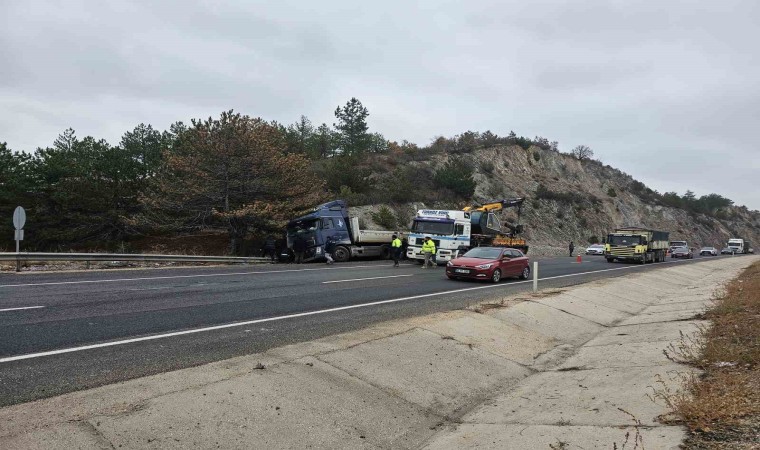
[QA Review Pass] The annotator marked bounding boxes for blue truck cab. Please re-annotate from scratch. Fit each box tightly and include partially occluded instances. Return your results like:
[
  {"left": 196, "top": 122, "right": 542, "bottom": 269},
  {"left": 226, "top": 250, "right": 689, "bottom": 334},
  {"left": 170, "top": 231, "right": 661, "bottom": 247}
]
[{"left": 285, "top": 200, "right": 396, "bottom": 263}]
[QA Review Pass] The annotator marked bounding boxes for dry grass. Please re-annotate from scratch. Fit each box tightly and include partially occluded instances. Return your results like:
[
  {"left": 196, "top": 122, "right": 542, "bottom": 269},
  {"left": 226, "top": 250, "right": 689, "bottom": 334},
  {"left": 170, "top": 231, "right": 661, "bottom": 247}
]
[{"left": 655, "top": 261, "right": 760, "bottom": 448}]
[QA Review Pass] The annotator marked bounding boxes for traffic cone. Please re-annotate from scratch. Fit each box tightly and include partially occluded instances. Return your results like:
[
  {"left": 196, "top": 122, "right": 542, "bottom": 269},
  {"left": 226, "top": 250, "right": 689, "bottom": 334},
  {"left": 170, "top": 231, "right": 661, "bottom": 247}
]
[{"left": 576, "top": 255, "right": 582, "bottom": 263}]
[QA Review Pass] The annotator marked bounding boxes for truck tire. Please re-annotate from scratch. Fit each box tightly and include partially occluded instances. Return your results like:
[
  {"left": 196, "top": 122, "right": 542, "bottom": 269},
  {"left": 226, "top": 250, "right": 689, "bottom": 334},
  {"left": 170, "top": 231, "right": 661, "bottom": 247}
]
[
  {"left": 606, "top": 257, "right": 615, "bottom": 263},
  {"left": 333, "top": 246, "right": 350, "bottom": 263},
  {"left": 381, "top": 245, "right": 391, "bottom": 260}
]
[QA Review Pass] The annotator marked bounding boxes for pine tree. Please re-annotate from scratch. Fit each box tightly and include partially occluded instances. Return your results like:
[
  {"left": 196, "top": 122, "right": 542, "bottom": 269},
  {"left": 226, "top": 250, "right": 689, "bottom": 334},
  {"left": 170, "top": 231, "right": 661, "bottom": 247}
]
[{"left": 333, "top": 98, "right": 370, "bottom": 156}]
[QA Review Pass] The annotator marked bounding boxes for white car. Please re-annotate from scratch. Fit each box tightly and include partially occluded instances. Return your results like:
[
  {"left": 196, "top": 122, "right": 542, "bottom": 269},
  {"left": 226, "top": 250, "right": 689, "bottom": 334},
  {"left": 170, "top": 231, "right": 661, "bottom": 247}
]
[
  {"left": 699, "top": 247, "right": 718, "bottom": 256},
  {"left": 585, "top": 244, "right": 605, "bottom": 255}
]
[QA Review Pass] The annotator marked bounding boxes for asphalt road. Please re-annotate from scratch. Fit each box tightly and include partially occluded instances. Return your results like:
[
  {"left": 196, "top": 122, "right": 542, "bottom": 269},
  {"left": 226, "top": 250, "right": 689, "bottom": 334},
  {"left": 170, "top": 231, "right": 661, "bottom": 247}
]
[{"left": 0, "top": 253, "right": 742, "bottom": 406}]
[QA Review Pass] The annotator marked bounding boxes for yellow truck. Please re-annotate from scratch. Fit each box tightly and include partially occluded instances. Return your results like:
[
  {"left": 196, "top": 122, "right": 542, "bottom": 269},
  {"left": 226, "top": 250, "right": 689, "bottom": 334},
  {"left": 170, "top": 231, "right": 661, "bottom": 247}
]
[{"left": 605, "top": 227, "right": 669, "bottom": 264}]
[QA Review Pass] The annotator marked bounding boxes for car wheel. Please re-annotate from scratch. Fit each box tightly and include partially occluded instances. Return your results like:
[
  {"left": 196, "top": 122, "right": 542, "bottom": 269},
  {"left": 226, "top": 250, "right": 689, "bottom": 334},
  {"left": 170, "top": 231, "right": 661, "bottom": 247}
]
[
  {"left": 520, "top": 266, "right": 530, "bottom": 280},
  {"left": 446, "top": 275, "right": 457, "bottom": 280},
  {"left": 491, "top": 269, "right": 502, "bottom": 283}
]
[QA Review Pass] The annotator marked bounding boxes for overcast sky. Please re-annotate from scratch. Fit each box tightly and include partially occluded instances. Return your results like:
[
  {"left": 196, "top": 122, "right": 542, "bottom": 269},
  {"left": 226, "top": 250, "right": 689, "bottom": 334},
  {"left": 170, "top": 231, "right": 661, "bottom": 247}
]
[{"left": 2, "top": 1, "right": 758, "bottom": 209}]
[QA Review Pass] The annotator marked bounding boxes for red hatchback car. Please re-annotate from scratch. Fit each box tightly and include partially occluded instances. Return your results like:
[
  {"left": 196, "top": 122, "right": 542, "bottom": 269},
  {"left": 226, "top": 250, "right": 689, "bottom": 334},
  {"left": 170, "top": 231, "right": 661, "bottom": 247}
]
[{"left": 446, "top": 247, "right": 530, "bottom": 283}]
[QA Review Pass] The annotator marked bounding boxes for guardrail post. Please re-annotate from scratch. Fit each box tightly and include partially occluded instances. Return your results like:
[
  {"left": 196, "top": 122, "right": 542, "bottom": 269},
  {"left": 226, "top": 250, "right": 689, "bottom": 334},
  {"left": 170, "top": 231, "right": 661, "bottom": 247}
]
[
  {"left": 532, "top": 261, "right": 538, "bottom": 292},
  {"left": 15, "top": 236, "right": 21, "bottom": 272}
]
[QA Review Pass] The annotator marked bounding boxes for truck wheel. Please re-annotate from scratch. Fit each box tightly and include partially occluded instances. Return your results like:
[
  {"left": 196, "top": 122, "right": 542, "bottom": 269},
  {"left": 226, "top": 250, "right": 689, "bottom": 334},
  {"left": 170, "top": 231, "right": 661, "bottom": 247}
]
[
  {"left": 606, "top": 258, "right": 614, "bottom": 263},
  {"left": 333, "top": 246, "right": 350, "bottom": 263},
  {"left": 381, "top": 245, "right": 391, "bottom": 260}
]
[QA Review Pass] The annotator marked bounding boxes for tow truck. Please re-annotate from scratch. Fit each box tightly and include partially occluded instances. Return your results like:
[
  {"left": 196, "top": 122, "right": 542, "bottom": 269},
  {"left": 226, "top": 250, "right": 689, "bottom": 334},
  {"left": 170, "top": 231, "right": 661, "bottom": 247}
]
[{"left": 406, "top": 198, "right": 529, "bottom": 264}]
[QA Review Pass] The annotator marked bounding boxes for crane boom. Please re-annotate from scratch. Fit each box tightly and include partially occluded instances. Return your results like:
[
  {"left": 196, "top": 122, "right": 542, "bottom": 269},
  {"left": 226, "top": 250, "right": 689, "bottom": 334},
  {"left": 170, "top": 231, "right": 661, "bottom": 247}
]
[{"left": 463, "top": 197, "right": 524, "bottom": 212}]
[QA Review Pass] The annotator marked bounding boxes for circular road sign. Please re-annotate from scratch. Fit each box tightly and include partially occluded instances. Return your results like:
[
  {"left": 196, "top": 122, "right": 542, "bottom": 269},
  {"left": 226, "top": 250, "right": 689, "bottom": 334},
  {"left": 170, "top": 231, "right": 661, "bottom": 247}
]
[{"left": 13, "top": 206, "right": 26, "bottom": 230}]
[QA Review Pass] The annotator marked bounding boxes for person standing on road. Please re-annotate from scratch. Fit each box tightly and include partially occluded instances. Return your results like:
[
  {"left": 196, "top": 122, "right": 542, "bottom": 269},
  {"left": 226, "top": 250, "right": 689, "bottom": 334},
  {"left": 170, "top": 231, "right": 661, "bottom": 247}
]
[
  {"left": 293, "top": 234, "right": 307, "bottom": 264},
  {"left": 569, "top": 241, "right": 575, "bottom": 257},
  {"left": 324, "top": 236, "right": 335, "bottom": 265},
  {"left": 391, "top": 234, "right": 402, "bottom": 267},
  {"left": 263, "top": 235, "right": 277, "bottom": 263},
  {"left": 401, "top": 237, "right": 409, "bottom": 260},
  {"left": 421, "top": 236, "right": 436, "bottom": 268}
]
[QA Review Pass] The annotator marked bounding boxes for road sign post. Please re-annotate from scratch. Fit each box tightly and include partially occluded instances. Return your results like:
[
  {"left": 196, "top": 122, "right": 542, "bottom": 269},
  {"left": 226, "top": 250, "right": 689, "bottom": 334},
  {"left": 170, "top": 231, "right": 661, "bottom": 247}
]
[{"left": 13, "top": 206, "right": 26, "bottom": 272}]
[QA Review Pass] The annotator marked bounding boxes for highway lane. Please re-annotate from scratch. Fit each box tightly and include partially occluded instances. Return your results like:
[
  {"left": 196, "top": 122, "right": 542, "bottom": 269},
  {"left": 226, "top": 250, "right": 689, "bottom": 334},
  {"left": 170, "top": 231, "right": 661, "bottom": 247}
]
[{"left": 0, "top": 254, "right": 738, "bottom": 405}]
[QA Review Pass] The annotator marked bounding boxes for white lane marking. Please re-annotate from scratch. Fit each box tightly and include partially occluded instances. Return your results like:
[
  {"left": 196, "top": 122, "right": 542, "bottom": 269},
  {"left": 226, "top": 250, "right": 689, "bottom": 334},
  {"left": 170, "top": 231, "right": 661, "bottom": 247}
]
[
  {"left": 0, "top": 306, "right": 45, "bottom": 312},
  {"left": 0, "top": 265, "right": 384, "bottom": 289},
  {"left": 323, "top": 274, "right": 414, "bottom": 284},
  {"left": 0, "top": 259, "right": 686, "bottom": 363}
]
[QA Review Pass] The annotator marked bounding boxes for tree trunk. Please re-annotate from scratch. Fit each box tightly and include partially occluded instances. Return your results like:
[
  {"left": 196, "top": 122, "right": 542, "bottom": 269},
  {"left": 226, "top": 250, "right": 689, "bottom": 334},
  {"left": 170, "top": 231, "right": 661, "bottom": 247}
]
[{"left": 228, "top": 220, "right": 247, "bottom": 256}]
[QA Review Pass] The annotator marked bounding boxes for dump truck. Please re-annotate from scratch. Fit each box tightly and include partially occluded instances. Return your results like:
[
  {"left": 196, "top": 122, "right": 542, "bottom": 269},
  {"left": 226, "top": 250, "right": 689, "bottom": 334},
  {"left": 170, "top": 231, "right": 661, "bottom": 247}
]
[
  {"left": 605, "top": 227, "right": 669, "bottom": 264},
  {"left": 285, "top": 200, "right": 397, "bottom": 263},
  {"left": 727, "top": 238, "right": 751, "bottom": 254}
]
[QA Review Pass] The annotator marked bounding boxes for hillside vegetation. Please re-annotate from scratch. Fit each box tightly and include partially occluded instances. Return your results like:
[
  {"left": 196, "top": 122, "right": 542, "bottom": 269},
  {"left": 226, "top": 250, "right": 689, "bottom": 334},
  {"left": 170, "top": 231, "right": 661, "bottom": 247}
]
[{"left": 1, "top": 98, "right": 758, "bottom": 255}]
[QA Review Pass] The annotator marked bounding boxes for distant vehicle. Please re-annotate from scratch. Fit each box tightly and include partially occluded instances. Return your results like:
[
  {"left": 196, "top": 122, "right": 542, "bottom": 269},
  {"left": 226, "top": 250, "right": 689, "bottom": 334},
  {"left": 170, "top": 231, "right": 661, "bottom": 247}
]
[
  {"left": 671, "top": 247, "right": 693, "bottom": 259},
  {"left": 606, "top": 227, "right": 669, "bottom": 264},
  {"left": 585, "top": 244, "right": 605, "bottom": 255},
  {"left": 721, "top": 247, "right": 737, "bottom": 255},
  {"left": 446, "top": 247, "right": 530, "bottom": 283},
  {"left": 668, "top": 240, "right": 687, "bottom": 253},
  {"left": 727, "top": 238, "right": 751, "bottom": 255},
  {"left": 699, "top": 247, "right": 718, "bottom": 256}
]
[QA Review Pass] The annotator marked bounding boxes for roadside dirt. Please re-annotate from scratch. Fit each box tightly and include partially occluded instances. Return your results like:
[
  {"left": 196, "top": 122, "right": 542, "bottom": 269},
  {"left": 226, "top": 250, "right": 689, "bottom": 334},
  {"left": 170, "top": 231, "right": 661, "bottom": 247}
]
[{"left": 658, "top": 261, "right": 760, "bottom": 449}]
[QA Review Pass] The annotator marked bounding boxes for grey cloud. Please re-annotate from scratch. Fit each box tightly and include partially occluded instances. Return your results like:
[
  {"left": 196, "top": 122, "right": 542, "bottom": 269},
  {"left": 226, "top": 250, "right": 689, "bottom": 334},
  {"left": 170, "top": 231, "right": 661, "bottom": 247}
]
[{"left": 0, "top": 0, "right": 758, "bottom": 208}]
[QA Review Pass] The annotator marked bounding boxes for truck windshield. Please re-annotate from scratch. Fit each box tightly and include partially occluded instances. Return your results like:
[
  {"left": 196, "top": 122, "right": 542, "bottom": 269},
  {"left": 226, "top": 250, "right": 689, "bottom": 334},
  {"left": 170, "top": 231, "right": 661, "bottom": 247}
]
[
  {"left": 287, "top": 219, "right": 320, "bottom": 237},
  {"left": 608, "top": 235, "right": 641, "bottom": 246},
  {"left": 412, "top": 220, "right": 454, "bottom": 236}
]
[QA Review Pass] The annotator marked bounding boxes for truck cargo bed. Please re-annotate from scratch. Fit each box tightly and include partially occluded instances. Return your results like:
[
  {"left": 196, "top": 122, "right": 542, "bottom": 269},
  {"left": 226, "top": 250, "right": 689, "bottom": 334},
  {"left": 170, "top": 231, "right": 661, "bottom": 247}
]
[{"left": 356, "top": 229, "right": 396, "bottom": 244}]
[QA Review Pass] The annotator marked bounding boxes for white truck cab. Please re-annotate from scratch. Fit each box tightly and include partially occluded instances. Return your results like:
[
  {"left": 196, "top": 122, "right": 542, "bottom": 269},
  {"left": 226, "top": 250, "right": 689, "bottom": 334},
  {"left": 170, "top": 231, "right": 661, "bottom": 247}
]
[
  {"left": 727, "top": 238, "right": 746, "bottom": 254},
  {"left": 407, "top": 209, "right": 472, "bottom": 264}
]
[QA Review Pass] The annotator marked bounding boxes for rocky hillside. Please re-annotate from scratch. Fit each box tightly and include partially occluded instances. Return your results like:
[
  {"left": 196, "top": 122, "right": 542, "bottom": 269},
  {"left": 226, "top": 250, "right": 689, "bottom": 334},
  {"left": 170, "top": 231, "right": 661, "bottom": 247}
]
[{"left": 350, "top": 145, "right": 760, "bottom": 256}]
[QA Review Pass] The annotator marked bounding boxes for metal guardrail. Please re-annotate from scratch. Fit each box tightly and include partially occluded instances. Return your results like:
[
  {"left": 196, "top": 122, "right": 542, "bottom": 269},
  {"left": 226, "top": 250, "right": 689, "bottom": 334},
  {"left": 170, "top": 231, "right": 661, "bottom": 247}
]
[{"left": 0, "top": 252, "right": 268, "bottom": 272}]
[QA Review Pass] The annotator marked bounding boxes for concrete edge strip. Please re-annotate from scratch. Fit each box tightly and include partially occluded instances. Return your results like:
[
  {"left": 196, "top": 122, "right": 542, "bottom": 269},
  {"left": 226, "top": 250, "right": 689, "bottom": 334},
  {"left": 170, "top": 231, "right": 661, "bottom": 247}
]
[{"left": 0, "top": 259, "right": 692, "bottom": 363}]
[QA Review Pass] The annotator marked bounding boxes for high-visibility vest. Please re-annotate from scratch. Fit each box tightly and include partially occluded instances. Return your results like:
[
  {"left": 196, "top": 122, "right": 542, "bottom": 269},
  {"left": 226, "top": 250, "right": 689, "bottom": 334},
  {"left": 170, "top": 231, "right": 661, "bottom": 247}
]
[
  {"left": 422, "top": 240, "right": 436, "bottom": 254},
  {"left": 392, "top": 238, "right": 402, "bottom": 248}
]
